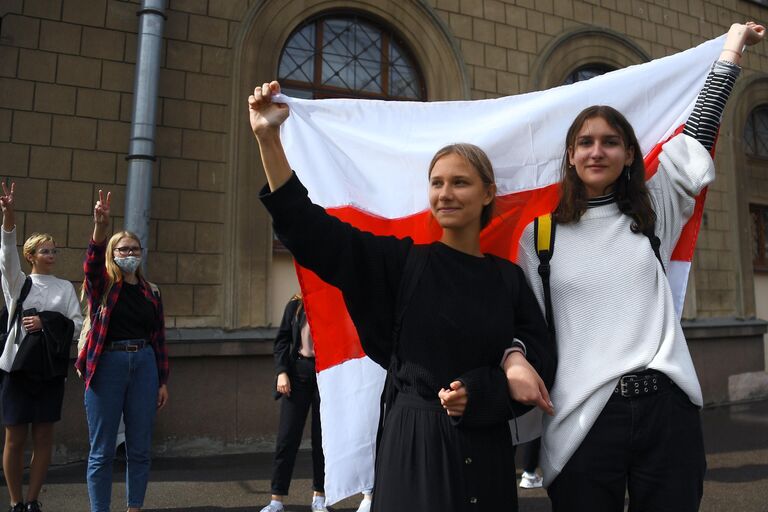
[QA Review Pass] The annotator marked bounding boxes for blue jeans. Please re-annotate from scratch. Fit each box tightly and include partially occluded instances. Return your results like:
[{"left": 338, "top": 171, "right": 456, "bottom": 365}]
[{"left": 84, "top": 342, "right": 159, "bottom": 512}]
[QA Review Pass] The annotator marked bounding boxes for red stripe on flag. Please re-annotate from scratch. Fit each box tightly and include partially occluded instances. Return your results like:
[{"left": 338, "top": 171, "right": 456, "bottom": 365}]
[{"left": 300, "top": 130, "right": 709, "bottom": 371}]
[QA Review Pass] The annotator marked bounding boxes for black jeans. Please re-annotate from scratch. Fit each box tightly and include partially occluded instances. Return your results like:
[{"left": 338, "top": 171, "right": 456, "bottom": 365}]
[
  {"left": 522, "top": 437, "right": 541, "bottom": 473},
  {"left": 271, "top": 357, "right": 325, "bottom": 495},
  {"left": 548, "top": 380, "right": 706, "bottom": 512}
]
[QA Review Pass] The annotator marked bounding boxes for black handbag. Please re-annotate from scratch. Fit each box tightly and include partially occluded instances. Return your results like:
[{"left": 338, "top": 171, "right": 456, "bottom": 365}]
[{"left": 0, "top": 276, "right": 33, "bottom": 354}]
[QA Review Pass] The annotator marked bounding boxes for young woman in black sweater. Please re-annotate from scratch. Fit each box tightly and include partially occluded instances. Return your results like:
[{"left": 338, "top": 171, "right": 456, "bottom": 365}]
[{"left": 249, "top": 82, "right": 556, "bottom": 512}]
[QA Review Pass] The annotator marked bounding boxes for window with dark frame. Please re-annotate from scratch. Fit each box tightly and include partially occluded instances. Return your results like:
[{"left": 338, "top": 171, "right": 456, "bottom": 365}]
[
  {"left": 277, "top": 13, "right": 426, "bottom": 101},
  {"left": 750, "top": 204, "right": 768, "bottom": 271},
  {"left": 273, "top": 12, "right": 426, "bottom": 252},
  {"left": 562, "top": 64, "right": 616, "bottom": 85},
  {"left": 744, "top": 105, "right": 768, "bottom": 158}
]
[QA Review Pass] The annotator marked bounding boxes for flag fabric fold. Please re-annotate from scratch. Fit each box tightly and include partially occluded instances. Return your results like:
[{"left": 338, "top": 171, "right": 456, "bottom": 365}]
[{"left": 274, "top": 35, "right": 725, "bottom": 505}]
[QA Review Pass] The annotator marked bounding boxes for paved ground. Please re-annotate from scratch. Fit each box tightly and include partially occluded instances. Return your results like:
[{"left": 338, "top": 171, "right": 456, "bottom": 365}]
[{"left": 2, "top": 399, "right": 767, "bottom": 511}]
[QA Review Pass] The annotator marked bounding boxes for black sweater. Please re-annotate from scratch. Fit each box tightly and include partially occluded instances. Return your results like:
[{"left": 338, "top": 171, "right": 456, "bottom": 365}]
[{"left": 261, "top": 174, "right": 556, "bottom": 426}]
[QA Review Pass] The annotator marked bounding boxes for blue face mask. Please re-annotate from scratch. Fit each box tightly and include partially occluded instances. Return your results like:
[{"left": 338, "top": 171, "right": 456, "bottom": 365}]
[{"left": 114, "top": 256, "right": 142, "bottom": 274}]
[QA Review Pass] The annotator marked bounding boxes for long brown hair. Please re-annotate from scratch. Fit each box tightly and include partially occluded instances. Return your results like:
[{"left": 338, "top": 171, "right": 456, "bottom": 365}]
[
  {"left": 554, "top": 105, "right": 656, "bottom": 235},
  {"left": 428, "top": 143, "right": 496, "bottom": 229}
]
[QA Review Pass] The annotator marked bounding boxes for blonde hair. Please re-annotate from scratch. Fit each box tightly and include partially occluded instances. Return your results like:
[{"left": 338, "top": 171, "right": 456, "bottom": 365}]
[
  {"left": 22, "top": 233, "right": 56, "bottom": 268},
  {"left": 81, "top": 231, "right": 144, "bottom": 305}
]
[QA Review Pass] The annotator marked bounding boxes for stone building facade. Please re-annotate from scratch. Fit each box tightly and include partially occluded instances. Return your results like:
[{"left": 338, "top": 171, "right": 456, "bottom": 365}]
[{"left": 1, "top": 0, "right": 767, "bottom": 458}]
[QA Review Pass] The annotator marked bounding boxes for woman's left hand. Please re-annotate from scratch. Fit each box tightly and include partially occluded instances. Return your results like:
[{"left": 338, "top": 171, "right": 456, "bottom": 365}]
[
  {"left": 742, "top": 21, "right": 766, "bottom": 46},
  {"left": 722, "top": 22, "right": 766, "bottom": 64},
  {"left": 439, "top": 381, "right": 467, "bottom": 416},
  {"left": 157, "top": 384, "right": 169, "bottom": 410},
  {"left": 22, "top": 315, "right": 42, "bottom": 332}
]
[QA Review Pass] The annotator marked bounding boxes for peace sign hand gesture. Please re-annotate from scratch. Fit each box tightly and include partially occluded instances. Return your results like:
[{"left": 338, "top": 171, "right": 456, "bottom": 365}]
[
  {"left": 0, "top": 181, "right": 15, "bottom": 215},
  {"left": 94, "top": 189, "right": 111, "bottom": 226}
]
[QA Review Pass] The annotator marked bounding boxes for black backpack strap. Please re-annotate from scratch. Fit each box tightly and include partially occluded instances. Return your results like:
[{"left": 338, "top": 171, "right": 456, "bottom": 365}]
[
  {"left": 9, "top": 276, "right": 33, "bottom": 344},
  {"left": 10, "top": 276, "right": 33, "bottom": 322},
  {"left": 534, "top": 214, "right": 556, "bottom": 341},
  {"left": 376, "top": 243, "right": 429, "bottom": 449},
  {"left": 646, "top": 229, "right": 665, "bottom": 274},
  {"left": 18, "top": 276, "right": 33, "bottom": 304}
]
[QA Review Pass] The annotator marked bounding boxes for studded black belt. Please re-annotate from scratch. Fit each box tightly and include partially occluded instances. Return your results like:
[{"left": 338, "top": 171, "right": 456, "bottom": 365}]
[{"left": 613, "top": 371, "right": 672, "bottom": 398}]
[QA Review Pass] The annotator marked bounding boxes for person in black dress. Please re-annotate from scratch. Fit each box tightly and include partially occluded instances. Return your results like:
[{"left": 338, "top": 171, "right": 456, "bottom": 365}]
[{"left": 248, "top": 81, "right": 556, "bottom": 512}]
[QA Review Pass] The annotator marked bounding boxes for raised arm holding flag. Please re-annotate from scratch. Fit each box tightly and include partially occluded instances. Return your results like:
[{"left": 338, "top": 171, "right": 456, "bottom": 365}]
[{"left": 250, "top": 85, "right": 556, "bottom": 512}]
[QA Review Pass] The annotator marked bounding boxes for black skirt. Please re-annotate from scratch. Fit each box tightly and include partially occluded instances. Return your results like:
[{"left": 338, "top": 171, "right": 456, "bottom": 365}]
[
  {"left": 0, "top": 371, "right": 66, "bottom": 425},
  {"left": 372, "top": 393, "right": 518, "bottom": 512}
]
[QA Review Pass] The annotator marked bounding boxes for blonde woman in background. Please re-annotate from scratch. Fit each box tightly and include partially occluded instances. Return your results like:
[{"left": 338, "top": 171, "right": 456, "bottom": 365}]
[{"left": 0, "top": 181, "right": 83, "bottom": 512}]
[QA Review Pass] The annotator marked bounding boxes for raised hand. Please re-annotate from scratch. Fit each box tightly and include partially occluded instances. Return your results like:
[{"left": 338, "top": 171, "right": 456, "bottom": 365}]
[
  {"left": 0, "top": 181, "right": 15, "bottom": 214},
  {"left": 92, "top": 189, "right": 112, "bottom": 243},
  {"left": 722, "top": 22, "right": 766, "bottom": 64},
  {"left": 248, "top": 81, "right": 290, "bottom": 138},
  {"left": 94, "top": 189, "right": 111, "bottom": 226},
  {"left": 743, "top": 21, "right": 766, "bottom": 46}
]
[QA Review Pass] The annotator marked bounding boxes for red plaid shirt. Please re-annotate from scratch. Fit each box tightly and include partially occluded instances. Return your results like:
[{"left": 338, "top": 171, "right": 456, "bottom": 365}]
[{"left": 75, "top": 239, "right": 169, "bottom": 388}]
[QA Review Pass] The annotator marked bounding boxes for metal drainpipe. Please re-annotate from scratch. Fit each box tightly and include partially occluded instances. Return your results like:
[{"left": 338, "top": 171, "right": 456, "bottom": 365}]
[{"left": 124, "top": 0, "right": 167, "bottom": 260}]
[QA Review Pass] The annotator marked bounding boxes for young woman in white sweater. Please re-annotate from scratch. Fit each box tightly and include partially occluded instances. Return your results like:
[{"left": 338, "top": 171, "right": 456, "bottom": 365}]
[
  {"left": 516, "top": 22, "right": 765, "bottom": 512},
  {"left": 0, "top": 181, "right": 83, "bottom": 512}
]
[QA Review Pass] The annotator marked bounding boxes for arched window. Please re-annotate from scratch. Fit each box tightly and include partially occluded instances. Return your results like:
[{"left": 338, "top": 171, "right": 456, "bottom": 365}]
[
  {"left": 562, "top": 64, "right": 615, "bottom": 85},
  {"left": 744, "top": 105, "right": 768, "bottom": 158},
  {"left": 278, "top": 13, "right": 426, "bottom": 100}
]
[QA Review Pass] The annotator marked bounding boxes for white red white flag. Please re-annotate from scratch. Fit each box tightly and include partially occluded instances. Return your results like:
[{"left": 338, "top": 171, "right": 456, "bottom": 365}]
[{"left": 275, "top": 35, "right": 725, "bottom": 504}]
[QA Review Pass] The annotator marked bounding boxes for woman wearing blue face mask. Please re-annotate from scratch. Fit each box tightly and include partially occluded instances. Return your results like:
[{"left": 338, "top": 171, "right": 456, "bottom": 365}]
[{"left": 76, "top": 190, "right": 169, "bottom": 512}]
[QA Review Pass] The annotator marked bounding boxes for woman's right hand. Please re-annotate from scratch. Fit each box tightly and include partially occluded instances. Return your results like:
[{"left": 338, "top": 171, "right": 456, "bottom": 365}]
[
  {"left": 0, "top": 181, "right": 15, "bottom": 215},
  {"left": 94, "top": 189, "right": 111, "bottom": 226},
  {"left": 248, "top": 81, "right": 290, "bottom": 139},
  {"left": 1, "top": 181, "right": 15, "bottom": 231},
  {"left": 276, "top": 372, "right": 291, "bottom": 397}
]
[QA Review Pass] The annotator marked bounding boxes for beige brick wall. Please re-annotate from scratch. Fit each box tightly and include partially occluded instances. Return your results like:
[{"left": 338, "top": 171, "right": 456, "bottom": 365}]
[
  {"left": 1, "top": 0, "right": 766, "bottom": 324},
  {"left": 0, "top": 0, "right": 241, "bottom": 326}
]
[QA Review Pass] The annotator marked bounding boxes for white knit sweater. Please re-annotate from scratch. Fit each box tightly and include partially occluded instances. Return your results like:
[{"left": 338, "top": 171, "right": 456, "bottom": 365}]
[
  {"left": 0, "top": 227, "right": 83, "bottom": 372},
  {"left": 517, "top": 134, "right": 714, "bottom": 486}
]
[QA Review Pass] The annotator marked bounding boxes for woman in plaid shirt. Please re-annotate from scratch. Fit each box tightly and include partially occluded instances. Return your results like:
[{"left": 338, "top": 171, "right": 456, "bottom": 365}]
[{"left": 76, "top": 190, "right": 169, "bottom": 512}]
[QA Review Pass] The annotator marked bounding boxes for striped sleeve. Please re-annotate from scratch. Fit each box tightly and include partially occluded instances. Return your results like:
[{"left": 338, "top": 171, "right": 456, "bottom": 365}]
[{"left": 682, "top": 60, "right": 741, "bottom": 151}]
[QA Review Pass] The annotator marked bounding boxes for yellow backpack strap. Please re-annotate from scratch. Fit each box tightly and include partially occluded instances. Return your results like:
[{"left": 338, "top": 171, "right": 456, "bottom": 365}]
[
  {"left": 533, "top": 214, "right": 556, "bottom": 340},
  {"left": 535, "top": 213, "right": 554, "bottom": 256}
]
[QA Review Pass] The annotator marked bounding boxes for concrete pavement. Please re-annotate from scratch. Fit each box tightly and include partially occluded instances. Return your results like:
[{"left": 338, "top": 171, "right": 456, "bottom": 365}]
[{"left": 2, "top": 399, "right": 767, "bottom": 511}]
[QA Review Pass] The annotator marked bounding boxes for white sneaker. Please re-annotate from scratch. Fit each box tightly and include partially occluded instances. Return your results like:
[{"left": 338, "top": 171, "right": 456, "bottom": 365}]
[
  {"left": 356, "top": 497, "right": 372, "bottom": 512},
  {"left": 259, "top": 504, "right": 284, "bottom": 512},
  {"left": 519, "top": 470, "right": 543, "bottom": 488},
  {"left": 311, "top": 499, "right": 329, "bottom": 512}
]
